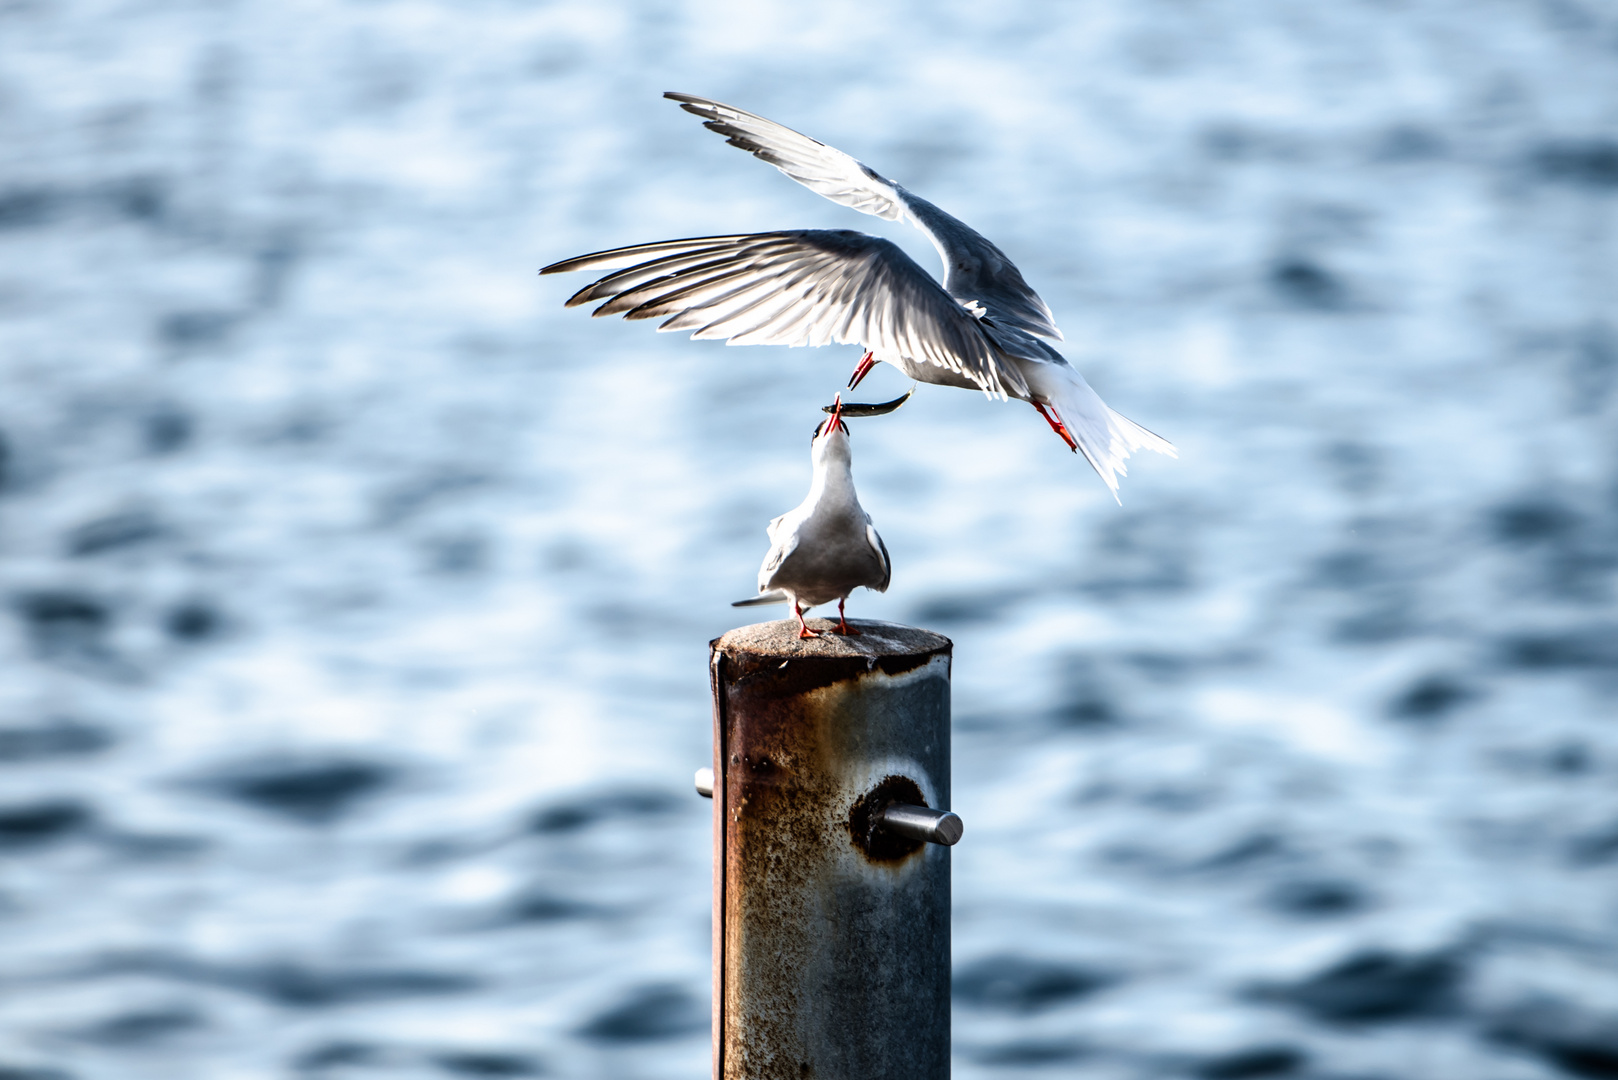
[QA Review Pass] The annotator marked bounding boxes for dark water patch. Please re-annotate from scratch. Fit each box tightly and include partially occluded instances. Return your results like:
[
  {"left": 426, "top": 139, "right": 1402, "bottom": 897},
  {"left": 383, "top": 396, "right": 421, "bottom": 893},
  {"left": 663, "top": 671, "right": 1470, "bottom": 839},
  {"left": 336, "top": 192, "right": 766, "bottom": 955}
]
[
  {"left": 1568, "top": 820, "right": 1618, "bottom": 866},
  {"left": 1197, "top": 832, "right": 1288, "bottom": 872},
  {"left": 1568, "top": 324, "right": 1616, "bottom": 410},
  {"left": 144, "top": 406, "right": 193, "bottom": 453},
  {"left": 1053, "top": 660, "right": 1118, "bottom": 727},
  {"left": 953, "top": 954, "right": 1115, "bottom": 1013},
  {"left": 426, "top": 534, "right": 487, "bottom": 575},
  {"left": 912, "top": 590, "right": 1014, "bottom": 627},
  {"left": 1488, "top": 1000, "right": 1618, "bottom": 1078},
  {"left": 373, "top": 471, "right": 487, "bottom": 527},
  {"left": 14, "top": 590, "right": 111, "bottom": 657},
  {"left": 432, "top": 1050, "right": 544, "bottom": 1076},
  {"left": 1321, "top": 441, "right": 1382, "bottom": 494},
  {"left": 253, "top": 232, "right": 299, "bottom": 307},
  {"left": 1502, "top": 627, "right": 1618, "bottom": 670},
  {"left": 1548, "top": 742, "right": 1594, "bottom": 775},
  {"left": 0, "top": 720, "right": 114, "bottom": 762},
  {"left": 0, "top": 428, "right": 10, "bottom": 491},
  {"left": 1122, "top": 651, "right": 1203, "bottom": 678},
  {"left": 967, "top": 1038, "right": 1087, "bottom": 1066},
  {"left": 576, "top": 984, "right": 705, "bottom": 1042},
  {"left": 1266, "top": 878, "right": 1368, "bottom": 918},
  {"left": 497, "top": 888, "right": 599, "bottom": 924},
  {"left": 1200, "top": 125, "right": 1307, "bottom": 163},
  {"left": 1313, "top": 550, "right": 1381, "bottom": 588},
  {"left": 1492, "top": 499, "right": 1579, "bottom": 545},
  {"left": 96, "top": 176, "right": 169, "bottom": 223},
  {"left": 240, "top": 963, "right": 476, "bottom": 1007},
  {"left": 1372, "top": 126, "right": 1445, "bottom": 163},
  {"left": 1253, "top": 948, "right": 1462, "bottom": 1023},
  {"left": 1138, "top": 785, "right": 1212, "bottom": 813},
  {"left": 293, "top": 1040, "right": 381, "bottom": 1070},
  {"left": 200, "top": 758, "right": 394, "bottom": 824},
  {"left": 65, "top": 510, "right": 164, "bottom": 556},
  {"left": 1331, "top": 599, "right": 1414, "bottom": 644},
  {"left": 106, "top": 953, "right": 477, "bottom": 1007},
  {"left": 165, "top": 601, "right": 222, "bottom": 642},
  {"left": 1530, "top": 141, "right": 1618, "bottom": 189},
  {"left": 1197, "top": 1044, "right": 1307, "bottom": 1078},
  {"left": 72, "top": 1007, "right": 204, "bottom": 1046},
  {"left": 1270, "top": 258, "right": 1347, "bottom": 310},
  {"left": 0, "top": 800, "right": 93, "bottom": 849},
  {"left": 527, "top": 787, "right": 678, "bottom": 834},
  {"left": 1387, "top": 675, "right": 1476, "bottom": 722},
  {"left": 0, "top": 187, "right": 65, "bottom": 230},
  {"left": 100, "top": 830, "right": 210, "bottom": 860},
  {"left": 158, "top": 310, "right": 238, "bottom": 349},
  {"left": 0, "top": 1066, "right": 74, "bottom": 1080},
  {"left": 1078, "top": 512, "right": 1195, "bottom": 598}
]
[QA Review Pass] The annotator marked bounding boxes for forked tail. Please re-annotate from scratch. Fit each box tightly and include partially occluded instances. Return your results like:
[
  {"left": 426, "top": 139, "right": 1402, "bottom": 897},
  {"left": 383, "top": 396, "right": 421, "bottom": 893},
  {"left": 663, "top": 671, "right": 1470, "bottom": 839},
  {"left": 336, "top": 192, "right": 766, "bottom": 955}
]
[{"left": 1027, "top": 363, "right": 1177, "bottom": 503}]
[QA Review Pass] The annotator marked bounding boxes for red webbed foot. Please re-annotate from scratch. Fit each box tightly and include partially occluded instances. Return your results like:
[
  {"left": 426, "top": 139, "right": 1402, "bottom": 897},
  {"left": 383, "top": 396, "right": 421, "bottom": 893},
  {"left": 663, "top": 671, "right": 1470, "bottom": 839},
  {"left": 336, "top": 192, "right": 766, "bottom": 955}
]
[
  {"left": 1032, "top": 401, "right": 1079, "bottom": 453},
  {"left": 833, "top": 598, "right": 861, "bottom": 635}
]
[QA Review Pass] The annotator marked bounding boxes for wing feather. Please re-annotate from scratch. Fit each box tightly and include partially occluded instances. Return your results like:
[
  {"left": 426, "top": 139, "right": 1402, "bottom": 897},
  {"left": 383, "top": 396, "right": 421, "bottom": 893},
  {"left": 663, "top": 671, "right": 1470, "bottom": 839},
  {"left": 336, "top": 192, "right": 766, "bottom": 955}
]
[
  {"left": 545, "top": 229, "right": 1025, "bottom": 398},
  {"left": 664, "top": 94, "right": 1064, "bottom": 344},
  {"left": 867, "top": 524, "right": 892, "bottom": 593},
  {"left": 665, "top": 93, "right": 907, "bottom": 222}
]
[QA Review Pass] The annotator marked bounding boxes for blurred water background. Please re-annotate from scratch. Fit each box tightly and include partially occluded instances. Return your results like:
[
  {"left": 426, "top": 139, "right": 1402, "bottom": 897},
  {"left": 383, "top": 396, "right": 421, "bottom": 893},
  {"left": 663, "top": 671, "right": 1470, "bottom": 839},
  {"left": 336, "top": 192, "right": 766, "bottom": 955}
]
[{"left": 2, "top": 1, "right": 1617, "bottom": 1077}]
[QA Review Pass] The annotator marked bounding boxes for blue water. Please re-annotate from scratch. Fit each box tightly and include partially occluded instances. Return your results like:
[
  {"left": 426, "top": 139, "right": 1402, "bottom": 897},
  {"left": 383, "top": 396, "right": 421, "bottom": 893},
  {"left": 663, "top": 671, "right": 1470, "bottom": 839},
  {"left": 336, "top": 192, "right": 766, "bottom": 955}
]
[{"left": 2, "top": 1, "right": 1616, "bottom": 1077}]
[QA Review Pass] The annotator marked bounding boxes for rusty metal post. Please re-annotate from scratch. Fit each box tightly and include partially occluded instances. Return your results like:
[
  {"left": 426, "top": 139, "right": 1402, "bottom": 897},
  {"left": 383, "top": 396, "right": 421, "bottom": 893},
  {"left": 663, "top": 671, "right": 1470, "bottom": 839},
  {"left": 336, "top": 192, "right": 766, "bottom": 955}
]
[{"left": 708, "top": 618, "right": 954, "bottom": 1080}]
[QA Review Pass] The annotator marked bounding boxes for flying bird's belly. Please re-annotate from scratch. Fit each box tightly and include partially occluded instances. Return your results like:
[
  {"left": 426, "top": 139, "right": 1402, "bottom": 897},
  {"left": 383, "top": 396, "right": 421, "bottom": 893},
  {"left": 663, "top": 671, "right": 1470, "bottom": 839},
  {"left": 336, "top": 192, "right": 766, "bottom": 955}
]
[{"left": 884, "top": 353, "right": 981, "bottom": 391}]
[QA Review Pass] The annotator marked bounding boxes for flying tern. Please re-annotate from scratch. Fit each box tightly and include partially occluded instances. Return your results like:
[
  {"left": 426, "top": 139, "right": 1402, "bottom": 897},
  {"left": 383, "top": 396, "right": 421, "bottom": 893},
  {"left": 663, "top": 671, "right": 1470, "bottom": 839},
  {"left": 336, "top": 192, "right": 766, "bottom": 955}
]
[{"left": 540, "top": 93, "right": 1176, "bottom": 499}]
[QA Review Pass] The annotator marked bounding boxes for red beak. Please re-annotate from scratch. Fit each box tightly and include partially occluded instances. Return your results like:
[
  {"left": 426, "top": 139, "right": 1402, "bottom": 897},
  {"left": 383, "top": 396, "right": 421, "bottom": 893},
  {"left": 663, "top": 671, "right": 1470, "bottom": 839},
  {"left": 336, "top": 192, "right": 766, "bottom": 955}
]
[{"left": 828, "top": 392, "right": 846, "bottom": 435}]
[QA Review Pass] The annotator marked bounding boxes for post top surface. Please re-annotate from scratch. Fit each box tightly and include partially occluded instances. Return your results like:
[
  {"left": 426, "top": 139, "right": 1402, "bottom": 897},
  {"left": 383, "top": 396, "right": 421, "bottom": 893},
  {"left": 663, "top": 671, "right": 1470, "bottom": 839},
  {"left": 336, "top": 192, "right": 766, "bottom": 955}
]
[{"left": 714, "top": 619, "right": 951, "bottom": 661}]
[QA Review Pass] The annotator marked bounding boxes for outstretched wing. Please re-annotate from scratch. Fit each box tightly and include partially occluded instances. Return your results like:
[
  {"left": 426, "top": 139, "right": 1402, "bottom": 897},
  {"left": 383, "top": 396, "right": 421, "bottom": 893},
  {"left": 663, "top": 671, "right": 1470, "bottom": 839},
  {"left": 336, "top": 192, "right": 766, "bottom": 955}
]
[
  {"left": 665, "top": 92, "right": 1063, "bottom": 344},
  {"left": 541, "top": 230, "right": 1026, "bottom": 399},
  {"left": 665, "top": 92, "right": 906, "bottom": 222}
]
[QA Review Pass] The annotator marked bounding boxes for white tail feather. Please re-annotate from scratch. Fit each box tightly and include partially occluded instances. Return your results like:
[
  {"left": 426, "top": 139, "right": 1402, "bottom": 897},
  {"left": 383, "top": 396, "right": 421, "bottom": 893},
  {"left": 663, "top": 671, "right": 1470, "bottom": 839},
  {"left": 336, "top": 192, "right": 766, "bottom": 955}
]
[{"left": 1025, "top": 363, "right": 1177, "bottom": 503}]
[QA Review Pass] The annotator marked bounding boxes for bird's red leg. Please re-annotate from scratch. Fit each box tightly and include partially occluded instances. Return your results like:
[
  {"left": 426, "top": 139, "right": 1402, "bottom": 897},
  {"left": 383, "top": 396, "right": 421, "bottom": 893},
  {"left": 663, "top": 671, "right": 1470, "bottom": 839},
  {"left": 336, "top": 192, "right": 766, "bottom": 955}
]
[
  {"left": 835, "top": 597, "right": 861, "bottom": 636},
  {"left": 847, "top": 351, "right": 877, "bottom": 390},
  {"left": 1032, "top": 401, "right": 1079, "bottom": 453},
  {"left": 795, "top": 601, "right": 821, "bottom": 639}
]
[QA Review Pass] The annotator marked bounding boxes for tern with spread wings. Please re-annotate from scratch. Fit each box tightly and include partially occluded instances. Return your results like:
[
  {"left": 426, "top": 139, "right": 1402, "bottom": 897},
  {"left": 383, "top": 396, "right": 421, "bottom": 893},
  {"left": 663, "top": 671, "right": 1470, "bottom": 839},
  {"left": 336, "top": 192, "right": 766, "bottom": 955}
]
[{"left": 541, "top": 93, "right": 1176, "bottom": 499}]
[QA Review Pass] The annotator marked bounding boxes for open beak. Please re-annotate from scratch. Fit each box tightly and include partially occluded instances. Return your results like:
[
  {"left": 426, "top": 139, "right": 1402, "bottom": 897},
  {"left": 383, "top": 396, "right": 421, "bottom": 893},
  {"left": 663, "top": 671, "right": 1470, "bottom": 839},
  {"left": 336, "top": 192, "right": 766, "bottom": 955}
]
[{"left": 825, "top": 392, "right": 847, "bottom": 435}]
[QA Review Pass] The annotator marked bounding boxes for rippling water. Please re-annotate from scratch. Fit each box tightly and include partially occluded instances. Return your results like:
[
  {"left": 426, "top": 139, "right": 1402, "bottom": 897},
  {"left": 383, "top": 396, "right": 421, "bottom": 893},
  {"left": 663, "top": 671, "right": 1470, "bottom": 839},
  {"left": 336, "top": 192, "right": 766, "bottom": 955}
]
[{"left": 2, "top": 2, "right": 1616, "bottom": 1078}]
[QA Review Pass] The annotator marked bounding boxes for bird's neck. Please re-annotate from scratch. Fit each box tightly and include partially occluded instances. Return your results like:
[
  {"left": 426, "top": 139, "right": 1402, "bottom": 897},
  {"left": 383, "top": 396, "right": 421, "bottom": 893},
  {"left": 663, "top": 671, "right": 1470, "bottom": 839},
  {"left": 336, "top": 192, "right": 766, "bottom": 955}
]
[{"left": 807, "top": 454, "right": 859, "bottom": 512}]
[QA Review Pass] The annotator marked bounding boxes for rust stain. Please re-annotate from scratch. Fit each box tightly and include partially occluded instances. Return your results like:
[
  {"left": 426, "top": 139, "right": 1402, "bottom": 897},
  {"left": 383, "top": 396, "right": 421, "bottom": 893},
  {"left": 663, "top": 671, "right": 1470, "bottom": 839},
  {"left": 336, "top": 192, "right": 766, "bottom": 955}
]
[{"left": 847, "top": 775, "right": 928, "bottom": 864}]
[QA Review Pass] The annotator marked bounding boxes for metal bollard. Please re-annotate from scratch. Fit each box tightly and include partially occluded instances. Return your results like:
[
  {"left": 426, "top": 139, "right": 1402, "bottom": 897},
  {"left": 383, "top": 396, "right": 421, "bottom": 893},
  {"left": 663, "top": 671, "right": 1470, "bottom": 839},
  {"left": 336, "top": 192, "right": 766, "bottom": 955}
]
[{"left": 708, "top": 619, "right": 954, "bottom": 1080}]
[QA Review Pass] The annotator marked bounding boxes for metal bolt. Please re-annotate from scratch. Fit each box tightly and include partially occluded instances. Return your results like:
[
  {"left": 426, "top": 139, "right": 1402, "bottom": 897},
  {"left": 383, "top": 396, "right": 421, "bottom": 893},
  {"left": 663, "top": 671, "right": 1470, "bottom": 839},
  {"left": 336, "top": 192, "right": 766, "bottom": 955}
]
[
  {"left": 695, "top": 766, "right": 714, "bottom": 798},
  {"left": 878, "top": 803, "right": 963, "bottom": 846}
]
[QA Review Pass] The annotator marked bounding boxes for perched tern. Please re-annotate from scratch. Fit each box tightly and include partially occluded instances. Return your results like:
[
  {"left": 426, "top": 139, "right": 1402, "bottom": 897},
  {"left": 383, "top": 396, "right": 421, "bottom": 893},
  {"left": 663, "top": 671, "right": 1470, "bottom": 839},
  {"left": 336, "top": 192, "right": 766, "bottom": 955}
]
[
  {"left": 732, "top": 396, "right": 891, "bottom": 638},
  {"left": 540, "top": 93, "right": 1177, "bottom": 500}
]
